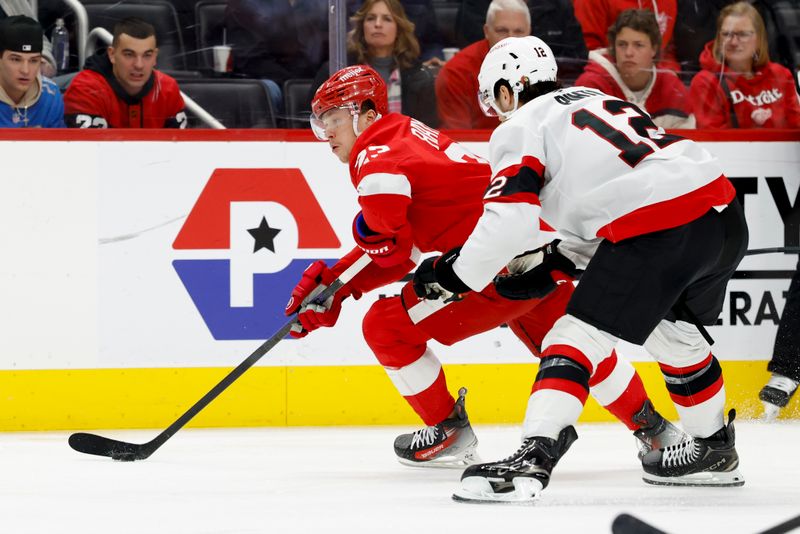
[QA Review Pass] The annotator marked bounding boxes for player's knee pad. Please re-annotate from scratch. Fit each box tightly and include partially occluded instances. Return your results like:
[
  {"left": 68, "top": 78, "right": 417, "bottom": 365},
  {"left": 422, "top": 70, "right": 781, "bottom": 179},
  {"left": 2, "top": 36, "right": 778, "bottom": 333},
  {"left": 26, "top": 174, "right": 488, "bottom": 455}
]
[
  {"left": 542, "top": 314, "right": 618, "bottom": 375},
  {"left": 362, "top": 297, "right": 427, "bottom": 367},
  {"left": 644, "top": 320, "right": 711, "bottom": 368}
]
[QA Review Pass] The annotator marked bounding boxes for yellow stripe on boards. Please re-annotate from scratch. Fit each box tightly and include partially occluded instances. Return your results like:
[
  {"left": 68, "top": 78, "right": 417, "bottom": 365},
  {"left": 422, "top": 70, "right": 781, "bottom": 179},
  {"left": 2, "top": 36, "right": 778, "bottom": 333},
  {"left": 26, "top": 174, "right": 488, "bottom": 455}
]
[{"left": 0, "top": 361, "right": 796, "bottom": 431}]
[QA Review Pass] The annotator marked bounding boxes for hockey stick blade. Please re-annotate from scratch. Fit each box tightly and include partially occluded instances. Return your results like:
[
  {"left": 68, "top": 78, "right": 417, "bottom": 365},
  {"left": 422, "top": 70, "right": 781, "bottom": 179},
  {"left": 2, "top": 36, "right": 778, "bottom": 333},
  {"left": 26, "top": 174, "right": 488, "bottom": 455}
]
[
  {"left": 68, "top": 433, "right": 147, "bottom": 462},
  {"left": 68, "top": 254, "right": 371, "bottom": 461},
  {"left": 611, "top": 513, "right": 667, "bottom": 534}
]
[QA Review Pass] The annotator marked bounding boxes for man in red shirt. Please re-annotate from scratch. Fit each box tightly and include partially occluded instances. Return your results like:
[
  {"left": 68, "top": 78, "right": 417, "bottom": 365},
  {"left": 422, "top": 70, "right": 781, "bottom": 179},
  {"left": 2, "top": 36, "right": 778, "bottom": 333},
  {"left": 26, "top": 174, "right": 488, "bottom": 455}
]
[
  {"left": 574, "top": 9, "right": 694, "bottom": 128},
  {"left": 435, "top": 0, "right": 530, "bottom": 130},
  {"left": 573, "top": 0, "right": 679, "bottom": 72},
  {"left": 286, "top": 64, "right": 685, "bottom": 468},
  {"left": 64, "top": 17, "right": 186, "bottom": 128}
]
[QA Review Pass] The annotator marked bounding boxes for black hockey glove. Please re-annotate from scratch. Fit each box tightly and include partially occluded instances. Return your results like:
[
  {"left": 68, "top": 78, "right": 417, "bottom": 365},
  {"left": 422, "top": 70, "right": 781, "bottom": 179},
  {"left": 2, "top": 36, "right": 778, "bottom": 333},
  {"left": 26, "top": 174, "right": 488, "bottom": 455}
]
[
  {"left": 413, "top": 247, "right": 472, "bottom": 301},
  {"left": 494, "top": 240, "right": 581, "bottom": 300}
]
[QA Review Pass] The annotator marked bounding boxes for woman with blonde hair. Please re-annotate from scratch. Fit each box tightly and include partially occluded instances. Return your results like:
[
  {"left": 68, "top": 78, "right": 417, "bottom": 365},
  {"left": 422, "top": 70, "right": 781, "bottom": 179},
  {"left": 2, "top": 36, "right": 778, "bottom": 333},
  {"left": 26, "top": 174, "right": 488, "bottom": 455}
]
[
  {"left": 689, "top": 1, "right": 800, "bottom": 128},
  {"left": 309, "top": 0, "right": 437, "bottom": 126}
]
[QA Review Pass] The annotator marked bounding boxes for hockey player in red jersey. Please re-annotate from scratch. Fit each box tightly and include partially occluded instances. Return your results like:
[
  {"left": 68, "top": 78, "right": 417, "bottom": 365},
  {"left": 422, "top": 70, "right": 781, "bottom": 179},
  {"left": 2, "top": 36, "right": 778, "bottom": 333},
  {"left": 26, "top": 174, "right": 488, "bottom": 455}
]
[
  {"left": 412, "top": 36, "right": 748, "bottom": 502},
  {"left": 286, "top": 64, "right": 685, "bottom": 468}
]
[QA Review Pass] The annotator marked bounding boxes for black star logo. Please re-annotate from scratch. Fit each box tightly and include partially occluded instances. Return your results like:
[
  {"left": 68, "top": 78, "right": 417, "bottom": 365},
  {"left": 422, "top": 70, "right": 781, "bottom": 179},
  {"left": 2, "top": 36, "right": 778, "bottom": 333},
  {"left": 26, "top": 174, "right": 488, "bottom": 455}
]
[{"left": 247, "top": 217, "right": 281, "bottom": 253}]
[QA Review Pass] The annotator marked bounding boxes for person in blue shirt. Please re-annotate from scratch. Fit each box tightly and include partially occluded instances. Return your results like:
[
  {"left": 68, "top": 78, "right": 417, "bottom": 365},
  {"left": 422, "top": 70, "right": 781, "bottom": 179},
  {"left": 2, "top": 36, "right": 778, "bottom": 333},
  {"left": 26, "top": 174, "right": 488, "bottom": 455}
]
[{"left": 0, "top": 15, "right": 64, "bottom": 127}]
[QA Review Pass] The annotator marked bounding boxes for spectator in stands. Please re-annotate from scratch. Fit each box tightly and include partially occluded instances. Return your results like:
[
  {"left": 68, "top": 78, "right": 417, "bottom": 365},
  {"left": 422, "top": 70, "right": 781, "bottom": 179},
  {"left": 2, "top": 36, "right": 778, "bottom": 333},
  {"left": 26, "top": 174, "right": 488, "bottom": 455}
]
[
  {"left": 454, "top": 0, "right": 587, "bottom": 82},
  {"left": 64, "top": 18, "right": 186, "bottom": 128},
  {"left": 0, "top": 15, "right": 64, "bottom": 127},
  {"left": 436, "top": 0, "right": 530, "bottom": 130},
  {"left": 0, "top": 0, "right": 56, "bottom": 77},
  {"left": 573, "top": 0, "right": 680, "bottom": 72},
  {"left": 689, "top": 2, "right": 800, "bottom": 129},
  {"left": 575, "top": 9, "right": 694, "bottom": 128},
  {"left": 310, "top": 0, "right": 438, "bottom": 127}
]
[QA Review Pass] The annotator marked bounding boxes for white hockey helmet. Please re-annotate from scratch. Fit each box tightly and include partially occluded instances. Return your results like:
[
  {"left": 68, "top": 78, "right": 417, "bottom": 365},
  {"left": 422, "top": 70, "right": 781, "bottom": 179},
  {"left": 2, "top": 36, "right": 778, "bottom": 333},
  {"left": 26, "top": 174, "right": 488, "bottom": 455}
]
[{"left": 477, "top": 35, "right": 558, "bottom": 119}]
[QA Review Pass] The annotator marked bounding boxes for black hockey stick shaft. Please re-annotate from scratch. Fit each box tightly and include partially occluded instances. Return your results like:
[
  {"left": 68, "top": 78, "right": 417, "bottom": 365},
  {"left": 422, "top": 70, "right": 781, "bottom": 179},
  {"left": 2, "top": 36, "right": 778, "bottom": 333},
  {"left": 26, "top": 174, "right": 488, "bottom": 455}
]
[
  {"left": 759, "top": 513, "right": 800, "bottom": 534},
  {"left": 611, "top": 513, "right": 668, "bottom": 534},
  {"left": 69, "top": 253, "right": 371, "bottom": 461},
  {"left": 746, "top": 246, "right": 800, "bottom": 256}
]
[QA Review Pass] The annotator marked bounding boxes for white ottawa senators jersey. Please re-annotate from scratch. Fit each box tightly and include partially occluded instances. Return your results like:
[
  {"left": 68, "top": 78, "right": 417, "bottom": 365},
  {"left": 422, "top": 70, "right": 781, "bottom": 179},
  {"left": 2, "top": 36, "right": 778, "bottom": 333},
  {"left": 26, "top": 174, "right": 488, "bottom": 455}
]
[{"left": 452, "top": 86, "right": 736, "bottom": 292}]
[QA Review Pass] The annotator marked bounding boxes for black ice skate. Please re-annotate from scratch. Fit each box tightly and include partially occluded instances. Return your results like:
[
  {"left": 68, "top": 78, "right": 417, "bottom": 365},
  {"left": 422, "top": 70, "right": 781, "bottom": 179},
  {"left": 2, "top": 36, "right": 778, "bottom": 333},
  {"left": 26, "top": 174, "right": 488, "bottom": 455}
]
[
  {"left": 759, "top": 374, "right": 799, "bottom": 421},
  {"left": 452, "top": 425, "right": 578, "bottom": 504},
  {"left": 394, "top": 387, "right": 480, "bottom": 468},
  {"left": 642, "top": 409, "right": 744, "bottom": 487},
  {"left": 632, "top": 399, "right": 690, "bottom": 458}
]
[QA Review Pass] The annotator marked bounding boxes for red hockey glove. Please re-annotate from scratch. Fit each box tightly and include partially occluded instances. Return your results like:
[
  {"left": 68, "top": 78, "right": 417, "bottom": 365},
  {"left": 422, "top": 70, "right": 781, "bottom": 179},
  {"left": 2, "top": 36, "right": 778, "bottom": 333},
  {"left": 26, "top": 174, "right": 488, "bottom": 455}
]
[
  {"left": 285, "top": 260, "right": 345, "bottom": 338},
  {"left": 493, "top": 240, "right": 580, "bottom": 300},
  {"left": 412, "top": 247, "right": 471, "bottom": 301},
  {"left": 352, "top": 212, "right": 411, "bottom": 268}
]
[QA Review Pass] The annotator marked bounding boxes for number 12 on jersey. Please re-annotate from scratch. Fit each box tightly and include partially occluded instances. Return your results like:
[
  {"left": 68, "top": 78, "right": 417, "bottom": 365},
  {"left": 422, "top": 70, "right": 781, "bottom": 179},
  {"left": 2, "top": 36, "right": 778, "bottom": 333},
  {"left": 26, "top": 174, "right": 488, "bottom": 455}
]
[{"left": 571, "top": 100, "right": 682, "bottom": 168}]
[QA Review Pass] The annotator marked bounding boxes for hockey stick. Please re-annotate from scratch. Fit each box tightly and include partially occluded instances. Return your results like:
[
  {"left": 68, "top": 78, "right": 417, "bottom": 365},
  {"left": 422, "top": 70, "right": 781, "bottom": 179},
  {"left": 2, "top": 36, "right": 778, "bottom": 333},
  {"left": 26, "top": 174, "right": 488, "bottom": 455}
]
[
  {"left": 759, "top": 513, "right": 800, "bottom": 534},
  {"left": 746, "top": 246, "right": 800, "bottom": 256},
  {"left": 68, "top": 253, "right": 371, "bottom": 461},
  {"left": 611, "top": 513, "right": 667, "bottom": 534}
]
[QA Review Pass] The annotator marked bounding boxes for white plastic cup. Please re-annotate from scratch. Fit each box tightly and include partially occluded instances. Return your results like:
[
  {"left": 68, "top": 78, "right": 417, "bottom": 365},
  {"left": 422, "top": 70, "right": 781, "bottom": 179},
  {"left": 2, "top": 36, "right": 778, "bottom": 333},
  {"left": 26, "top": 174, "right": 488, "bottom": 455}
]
[
  {"left": 212, "top": 45, "right": 232, "bottom": 73},
  {"left": 442, "top": 47, "right": 460, "bottom": 61}
]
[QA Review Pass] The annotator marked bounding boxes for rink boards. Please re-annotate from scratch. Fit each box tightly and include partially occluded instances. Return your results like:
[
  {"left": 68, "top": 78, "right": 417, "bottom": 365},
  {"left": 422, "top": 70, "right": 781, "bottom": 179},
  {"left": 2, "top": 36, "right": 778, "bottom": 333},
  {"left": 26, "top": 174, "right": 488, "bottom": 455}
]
[{"left": 0, "top": 129, "right": 798, "bottom": 430}]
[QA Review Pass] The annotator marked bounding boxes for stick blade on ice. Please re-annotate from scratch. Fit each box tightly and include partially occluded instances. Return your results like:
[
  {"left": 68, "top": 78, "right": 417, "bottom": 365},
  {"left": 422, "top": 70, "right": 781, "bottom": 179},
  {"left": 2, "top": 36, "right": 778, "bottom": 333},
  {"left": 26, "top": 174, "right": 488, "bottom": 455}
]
[{"left": 68, "top": 432, "right": 144, "bottom": 461}]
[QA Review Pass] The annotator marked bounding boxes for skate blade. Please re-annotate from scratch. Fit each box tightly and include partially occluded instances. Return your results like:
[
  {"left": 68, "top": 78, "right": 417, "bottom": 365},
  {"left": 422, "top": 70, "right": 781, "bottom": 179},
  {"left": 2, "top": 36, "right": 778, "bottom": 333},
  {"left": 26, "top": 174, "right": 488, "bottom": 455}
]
[
  {"left": 397, "top": 450, "right": 482, "bottom": 469},
  {"left": 451, "top": 476, "right": 543, "bottom": 504},
  {"left": 642, "top": 469, "right": 745, "bottom": 487}
]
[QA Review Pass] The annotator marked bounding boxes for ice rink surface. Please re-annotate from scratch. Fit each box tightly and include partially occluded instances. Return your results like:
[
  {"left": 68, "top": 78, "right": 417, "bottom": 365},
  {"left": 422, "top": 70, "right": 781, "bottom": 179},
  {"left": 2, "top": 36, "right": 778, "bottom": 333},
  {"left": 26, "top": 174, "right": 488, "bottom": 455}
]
[{"left": 1, "top": 421, "right": 798, "bottom": 534}]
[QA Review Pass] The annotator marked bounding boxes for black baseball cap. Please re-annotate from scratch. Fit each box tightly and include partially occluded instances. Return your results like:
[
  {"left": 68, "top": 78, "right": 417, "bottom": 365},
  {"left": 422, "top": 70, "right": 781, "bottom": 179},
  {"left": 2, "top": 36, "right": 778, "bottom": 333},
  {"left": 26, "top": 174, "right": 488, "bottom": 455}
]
[{"left": 0, "top": 15, "right": 44, "bottom": 54}]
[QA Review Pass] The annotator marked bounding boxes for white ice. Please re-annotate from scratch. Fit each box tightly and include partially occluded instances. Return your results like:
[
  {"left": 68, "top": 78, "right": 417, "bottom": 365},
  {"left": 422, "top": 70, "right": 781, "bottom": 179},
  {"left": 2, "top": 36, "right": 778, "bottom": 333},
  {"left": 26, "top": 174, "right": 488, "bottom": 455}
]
[{"left": 1, "top": 421, "right": 798, "bottom": 534}]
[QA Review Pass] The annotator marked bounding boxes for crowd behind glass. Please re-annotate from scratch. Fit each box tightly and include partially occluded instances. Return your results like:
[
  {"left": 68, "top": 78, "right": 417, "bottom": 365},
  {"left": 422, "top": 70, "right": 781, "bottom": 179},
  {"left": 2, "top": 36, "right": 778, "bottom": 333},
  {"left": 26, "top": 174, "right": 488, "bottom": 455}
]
[{"left": 0, "top": 0, "right": 798, "bottom": 129}]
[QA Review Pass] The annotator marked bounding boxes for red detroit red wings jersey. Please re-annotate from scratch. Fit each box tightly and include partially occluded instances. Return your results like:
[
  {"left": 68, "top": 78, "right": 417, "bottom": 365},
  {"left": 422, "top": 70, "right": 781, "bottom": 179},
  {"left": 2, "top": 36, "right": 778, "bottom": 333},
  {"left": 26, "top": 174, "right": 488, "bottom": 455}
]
[
  {"left": 348, "top": 113, "right": 492, "bottom": 254},
  {"left": 64, "top": 68, "right": 186, "bottom": 128}
]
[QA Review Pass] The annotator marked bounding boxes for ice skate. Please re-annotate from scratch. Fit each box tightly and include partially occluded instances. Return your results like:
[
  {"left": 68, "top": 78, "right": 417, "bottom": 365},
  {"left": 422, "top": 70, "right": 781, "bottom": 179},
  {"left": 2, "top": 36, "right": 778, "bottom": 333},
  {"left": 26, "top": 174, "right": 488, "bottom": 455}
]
[
  {"left": 394, "top": 387, "right": 480, "bottom": 468},
  {"left": 642, "top": 409, "right": 744, "bottom": 487},
  {"left": 632, "top": 399, "right": 690, "bottom": 457},
  {"left": 452, "top": 425, "right": 578, "bottom": 504},
  {"left": 759, "top": 374, "right": 799, "bottom": 421}
]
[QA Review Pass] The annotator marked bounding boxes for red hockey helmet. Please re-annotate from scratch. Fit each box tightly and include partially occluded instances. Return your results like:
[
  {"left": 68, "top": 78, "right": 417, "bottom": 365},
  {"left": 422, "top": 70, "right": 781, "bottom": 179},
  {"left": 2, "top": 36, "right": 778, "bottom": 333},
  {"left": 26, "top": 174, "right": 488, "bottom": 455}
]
[{"left": 310, "top": 65, "right": 388, "bottom": 140}]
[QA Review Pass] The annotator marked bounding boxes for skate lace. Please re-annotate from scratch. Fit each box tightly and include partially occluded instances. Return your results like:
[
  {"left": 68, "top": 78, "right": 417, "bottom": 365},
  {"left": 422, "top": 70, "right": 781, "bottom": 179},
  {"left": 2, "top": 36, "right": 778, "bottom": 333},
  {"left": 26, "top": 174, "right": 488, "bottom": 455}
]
[
  {"left": 661, "top": 439, "right": 700, "bottom": 468},
  {"left": 767, "top": 375, "right": 799, "bottom": 393},
  {"left": 410, "top": 426, "right": 440, "bottom": 449},
  {"left": 495, "top": 438, "right": 535, "bottom": 467}
]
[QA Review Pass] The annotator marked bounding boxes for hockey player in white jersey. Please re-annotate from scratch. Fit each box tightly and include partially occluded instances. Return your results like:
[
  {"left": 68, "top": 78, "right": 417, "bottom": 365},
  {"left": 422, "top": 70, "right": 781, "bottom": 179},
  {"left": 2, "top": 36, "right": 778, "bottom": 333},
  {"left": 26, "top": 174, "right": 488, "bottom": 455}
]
[{"left": 412, "top": 36, "right": 749, "bottom": 502}]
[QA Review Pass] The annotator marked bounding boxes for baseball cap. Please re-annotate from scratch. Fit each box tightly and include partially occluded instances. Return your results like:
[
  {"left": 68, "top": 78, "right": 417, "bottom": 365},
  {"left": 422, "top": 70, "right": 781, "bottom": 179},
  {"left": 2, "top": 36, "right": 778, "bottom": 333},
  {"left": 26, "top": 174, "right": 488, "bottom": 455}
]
[{"left": 0, "top": 15, "right": 44, "bottom": 54}]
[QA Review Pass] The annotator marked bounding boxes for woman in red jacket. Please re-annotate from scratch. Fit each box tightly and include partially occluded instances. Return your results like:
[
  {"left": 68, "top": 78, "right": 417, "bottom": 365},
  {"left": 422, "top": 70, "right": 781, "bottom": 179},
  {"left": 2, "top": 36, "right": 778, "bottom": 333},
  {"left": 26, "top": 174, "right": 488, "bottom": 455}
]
[{"left": 690, "top": 1, "right": 800, "bottom": 129}]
